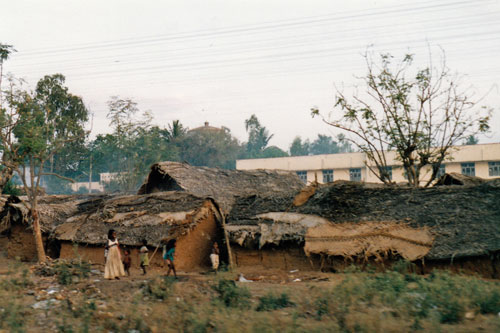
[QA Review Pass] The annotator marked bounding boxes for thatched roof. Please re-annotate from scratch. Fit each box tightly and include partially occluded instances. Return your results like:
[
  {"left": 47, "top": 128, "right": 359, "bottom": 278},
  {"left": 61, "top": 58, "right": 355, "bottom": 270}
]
[
  {"left": 435, "top": 172, "right": 488, "bottom": 186},
  {"left": 52, "top": 191, "right": 221, "bottom": 247},
  {"left": 1, "top": 194, "right": 108, "bottom": 233},
  {"left": 137, "top": 161, "right": 304, "bottom": 212},
  {"left": 227, "top": 179, "right": 500, "bottom": 261}
]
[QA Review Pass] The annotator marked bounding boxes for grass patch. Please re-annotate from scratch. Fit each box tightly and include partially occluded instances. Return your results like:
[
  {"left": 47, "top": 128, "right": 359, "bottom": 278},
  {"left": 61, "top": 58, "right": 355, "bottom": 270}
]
[
  {"left": 142, "top": 276, "right": 176, "bottom": 300},
  {"left": 256, "top": 292, "right": 295, "bottom": 311},
  {"left": 212, "top": 279, "right": 251, "bottom": 309}
]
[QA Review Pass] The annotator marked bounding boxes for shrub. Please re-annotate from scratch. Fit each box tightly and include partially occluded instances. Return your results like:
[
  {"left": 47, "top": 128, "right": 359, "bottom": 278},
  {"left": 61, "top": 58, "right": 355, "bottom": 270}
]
[
  {"left": 212, "top": 279, "right": 250, "bottom": 308},
  {"left": 314, "top": 296, "right": 330, "bottom": 320},
  {"left": 478, "top": 290, "right": 500, "bottom": 314},
  {"left": 143, "top": 276, "right": 175, "bottom": 300},
  {"left": 256, "top": 292, "right": 295, "bottom": 311}
]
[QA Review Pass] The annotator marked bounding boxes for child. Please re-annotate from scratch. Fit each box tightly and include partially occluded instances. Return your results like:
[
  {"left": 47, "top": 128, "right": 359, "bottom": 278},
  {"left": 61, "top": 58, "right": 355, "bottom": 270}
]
[
  {"left": 140, "top": 239, "right": 149, "bottom": 275},
  {"left": 122, "top": 249, "right": 131, "bottom": 276},
  {"left": 163, "top": 239, "right": 177, "bottom": 278},
  {"left": 210, "top": 242, "right": 220, "bottom": 272}
]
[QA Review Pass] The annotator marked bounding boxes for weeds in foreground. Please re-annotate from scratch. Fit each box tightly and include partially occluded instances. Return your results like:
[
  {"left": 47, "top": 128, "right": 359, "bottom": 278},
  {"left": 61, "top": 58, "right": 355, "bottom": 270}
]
[
  {"left": 323, "top": 268, "right": 500, "bottom": 325},
  {"left": 256, "top": 292, "right": 295, "bottom": 311},
  {"left": 142, "top": 276, "right": 176, "bottom": 300},
  {"left": 212, "top": 279, "right": 251, "bottom": 308}
]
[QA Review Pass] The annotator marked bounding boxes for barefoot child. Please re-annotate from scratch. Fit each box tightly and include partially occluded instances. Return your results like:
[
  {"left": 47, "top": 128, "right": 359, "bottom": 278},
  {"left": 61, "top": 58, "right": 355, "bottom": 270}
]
[
  {"left": 163, "top": 239, "right": 177, "bottom": 278},
  {"left": 140, "top": 239, "right": 149, "bottom": 275},
  {"left": 122, "top": 249, "right": 131, "bottom": 276}
]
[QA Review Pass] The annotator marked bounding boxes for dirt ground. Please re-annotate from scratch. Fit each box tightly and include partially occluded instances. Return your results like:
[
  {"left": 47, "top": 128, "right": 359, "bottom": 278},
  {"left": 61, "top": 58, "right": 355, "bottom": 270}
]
[{"left": 1, "top": 237, "right": 499, "bottom": 333}]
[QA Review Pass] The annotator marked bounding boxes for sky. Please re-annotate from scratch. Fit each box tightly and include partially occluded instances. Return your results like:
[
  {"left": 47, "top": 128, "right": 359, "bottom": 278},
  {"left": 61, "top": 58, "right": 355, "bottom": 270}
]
[{"left": 1, "top": 0, "right": 499, "bottom": 151}]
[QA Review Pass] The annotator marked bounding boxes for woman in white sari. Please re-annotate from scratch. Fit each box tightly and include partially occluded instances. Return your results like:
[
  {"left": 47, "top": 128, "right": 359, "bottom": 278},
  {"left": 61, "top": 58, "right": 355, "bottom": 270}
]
[{"left": 104, "top": 229, "right": 125, "bottom": 280}]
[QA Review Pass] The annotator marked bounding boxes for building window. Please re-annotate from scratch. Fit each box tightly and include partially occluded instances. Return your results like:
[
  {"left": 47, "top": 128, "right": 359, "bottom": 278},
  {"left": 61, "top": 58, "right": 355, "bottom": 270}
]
[
  {"left": 296, "top": 171, "right": 307, "bottom": 183},
  {"left": 436, "top": 164, "right": 446, "bottom": 178},
  {"left": 350, "top": 168, "right": 361, "bottom": 181},
  {"left": 461, "top": 163, "right": 475, "bottom": 176},
  {"left": 489, "top": 161, "right": 500, "bottom": 176},
  {"left": 322, "top": 169, "right": 333, "bottom": 183},
  {"left": 379, "top": 166, "right": 392, "bottom": 181}
]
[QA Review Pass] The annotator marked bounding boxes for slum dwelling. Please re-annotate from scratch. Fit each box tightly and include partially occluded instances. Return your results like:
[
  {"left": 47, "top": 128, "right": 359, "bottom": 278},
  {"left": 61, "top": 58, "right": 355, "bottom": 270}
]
[
  {"left": 226, "top": 178, "right": 500, "bottom": 277},
  {"left": 52, "top": 192, "right": 222, "bottom": 270},
  {"left": 0, "top": 194, "right": 105, "bottom": 261},
  {"left": 138, "top": 161, "right": 305, "bottom": 263}
]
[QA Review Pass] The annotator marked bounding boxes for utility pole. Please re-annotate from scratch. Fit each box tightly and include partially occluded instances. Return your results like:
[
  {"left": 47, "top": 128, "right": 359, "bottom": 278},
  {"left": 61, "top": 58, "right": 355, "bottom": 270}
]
[{"left": 88, "top": 152, "right": 92, "bottom": 194}]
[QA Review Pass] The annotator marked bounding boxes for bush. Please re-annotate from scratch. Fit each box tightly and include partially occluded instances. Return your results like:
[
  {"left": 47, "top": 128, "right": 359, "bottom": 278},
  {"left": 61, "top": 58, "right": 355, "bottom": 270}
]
[
  {"left": 314, "top": 296, "right": 330, "bottom": 320},
  {"left": 256, "top": 292, "right": 295, "bottom": 311},
  {"left": 143, "top": 276, "right": 175, "bottom": 300},
  {"left": 478, "top": 290, "right": 500, "bottom": 314},
  {"left": 212, "top": 279, "right": 250, "bottom": 308}
]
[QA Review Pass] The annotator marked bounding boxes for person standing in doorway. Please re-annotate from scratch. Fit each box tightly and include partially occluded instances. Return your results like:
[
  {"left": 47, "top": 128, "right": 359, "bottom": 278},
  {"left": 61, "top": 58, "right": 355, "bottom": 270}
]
[
  {"left": 210, "top": 242, "right": 220, "bottom": 272},
  {"left": 104, "top": 229, "right": 125, "bottom": 280}
]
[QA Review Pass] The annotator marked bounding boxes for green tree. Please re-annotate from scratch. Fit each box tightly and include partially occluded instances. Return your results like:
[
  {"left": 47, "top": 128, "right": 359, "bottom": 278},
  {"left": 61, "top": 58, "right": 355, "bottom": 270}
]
[
  {"left": 261, "top": 146, "right": 288, "bottom": 158},
  {"left": 103, "top": 96, "right": 155, "bottom": 192},
  {"left": 165, "top": 119, "right": 186, "bottom": 142},
  {"left": 312, "top": 51, "right": 490, "bottom": 187},
  {"left": 463, "top": 135, "right": 479, "bottom": 145},
  {"left": 290, "top": 136, "right": 310, "bottom": 156},
  {"left": 309, "top": 134, "right": 353, "bottom": 155},
  {"left": 2, "top": 74, "right": 89, "bottom": 262},
  {"left": 0, "top": 43, "right": 16, "bottom": 109},
  {"left": 244, "top": 114, "right": 274, "bottom": 158},
  {"left": 180, "top": 127, "right": 242, "bottom": 169},
  {"left": 0, "top": 44, "right": 17, "bottom": 189}
]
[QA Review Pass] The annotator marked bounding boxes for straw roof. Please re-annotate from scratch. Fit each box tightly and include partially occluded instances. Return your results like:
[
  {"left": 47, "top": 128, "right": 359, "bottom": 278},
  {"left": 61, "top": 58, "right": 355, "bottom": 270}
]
[
  {"left": 1, "top": 194, "right": 107, "bottom": 233},
  {"left": 52, "top": 191, "right": 221, "bottom": 247},
  {"left": 435, "top": 172, "right": 488, "bottom": 186},
  {"left": 227, "top": 179, "right": 500, "bottom": 260},
  {"left": 137, "top": 161, "right": 304, "bottom": 212}
]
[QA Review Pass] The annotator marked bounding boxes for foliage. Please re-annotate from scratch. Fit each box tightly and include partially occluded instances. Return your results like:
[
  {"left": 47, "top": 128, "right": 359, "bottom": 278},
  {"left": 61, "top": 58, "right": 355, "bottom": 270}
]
[
  {"left": 0, "top": 73, "right": 89, "bottom": 261},
  {"left": 33, "top": 258, "right": 90, "bottom": 285},
  {"left": 321, "top": 269, "right": 500, "bottom": 325},
  {"left": 290, "top": 134, "right": 352, "bottom": 156},
  {"left": 290, "top": 136, "right": 310, "bottom": 156},
  {"left": 260, "top": 145, "right": 288, "bottom": 158},
  {"left": 1, "top": 179, "right": 21, "bottom": 195},
  {"left": 212, "top": 279, "right": 251, "bottom": 308},
  {"left": 256, "top": 292, "right": 295, "bottom": 311},
  {"left": 243, "top": 114, "right": 274, "bottom": 158},
  {"left": 463, "top": 134, "right": 479, "bottom": 145},
  {"left": 180, "top": 126, "right": 242, "bottom": 169},
  {"left": 143, "top": 276, "right": 176, "bottom": 300},
  {"left": 312, "top": 49, "right": 490, "bottom": 187}
]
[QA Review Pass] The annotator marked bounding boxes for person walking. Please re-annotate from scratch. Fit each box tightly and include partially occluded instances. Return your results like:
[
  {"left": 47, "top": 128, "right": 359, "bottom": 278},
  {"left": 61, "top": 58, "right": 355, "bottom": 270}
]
[
  {"left": 104, "top": 229, "right": 126, "bottom": 280},
  {"left": 163, "top": 239, "right": 177, "bottom": 278}
]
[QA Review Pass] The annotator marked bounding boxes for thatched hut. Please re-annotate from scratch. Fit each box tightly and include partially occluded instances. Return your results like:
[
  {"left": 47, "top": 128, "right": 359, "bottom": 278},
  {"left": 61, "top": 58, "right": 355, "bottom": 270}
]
[
  {"left": 137, "top": 161, "right": 304, "bottom": 213},
  {"left": 52, "top": 192, "right": 223, "bottom": 270},
  {"left": 226, "top": 179, "right": 500, "bottom": 277},
  {"left": 0, "top": 194, "right": 101, "bottom": 261}
]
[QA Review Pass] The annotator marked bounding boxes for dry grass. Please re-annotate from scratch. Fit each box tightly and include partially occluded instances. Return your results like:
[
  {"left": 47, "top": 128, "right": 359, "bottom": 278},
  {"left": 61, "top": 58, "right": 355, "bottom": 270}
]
[{"left": 0, "top": 257, "right": 499, "bottom": 333}]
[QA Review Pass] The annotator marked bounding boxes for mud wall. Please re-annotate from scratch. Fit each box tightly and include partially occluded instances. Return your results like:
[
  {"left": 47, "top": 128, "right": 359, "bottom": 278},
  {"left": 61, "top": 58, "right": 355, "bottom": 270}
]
[
  {"left": 59, "top": 208, "right": 219, "bottom": 271},
  {"left": 232, "top": 244, "right": 321, "bottom": 271},
  {"left": 232, "top": 244, "right": 499, "bottom": 278},
  {"left": 7, "top": 224, "right": 47, "bottom": 262},
  {"left": 175, "top": 206, "right": 218, "bottom": 270},
  {"left": 60, "top": 243, "right": 166, "bottom": 268}
]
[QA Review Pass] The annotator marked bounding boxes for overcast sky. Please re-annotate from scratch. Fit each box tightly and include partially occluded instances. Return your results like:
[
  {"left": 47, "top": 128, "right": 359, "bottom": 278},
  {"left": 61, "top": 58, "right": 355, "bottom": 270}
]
[{"left": 1, "top": 0, "right": 499, "bottom": 150}]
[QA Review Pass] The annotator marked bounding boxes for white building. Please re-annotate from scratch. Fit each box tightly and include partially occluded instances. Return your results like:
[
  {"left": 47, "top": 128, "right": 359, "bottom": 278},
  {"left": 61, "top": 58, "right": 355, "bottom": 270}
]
[
  {"left": 70, "top": 172, "right": 122, "bottom": 193},
  {"left": 236, "top": 143, "right": 500, "bottom": 185}
]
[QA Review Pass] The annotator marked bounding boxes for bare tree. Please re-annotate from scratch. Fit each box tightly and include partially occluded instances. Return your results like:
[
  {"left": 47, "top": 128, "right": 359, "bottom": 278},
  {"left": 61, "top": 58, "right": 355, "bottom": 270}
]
[{"left": 312, "top": 50, "right": 490, "bottom": 187}]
